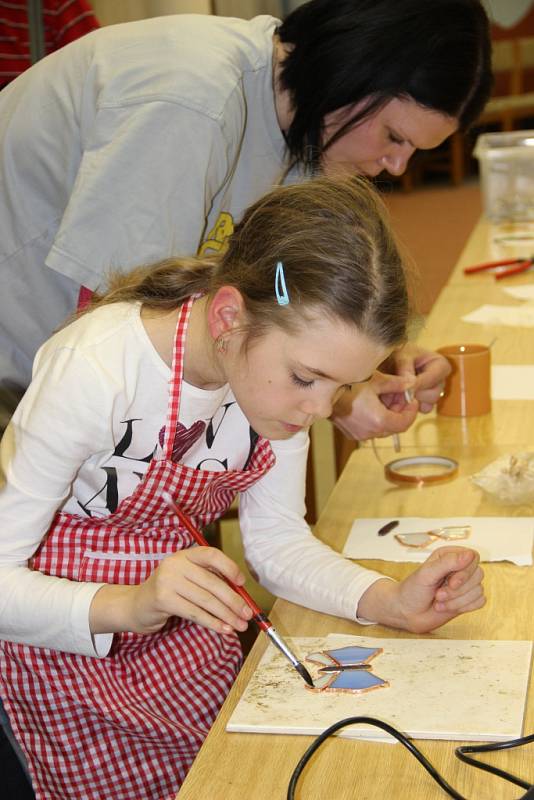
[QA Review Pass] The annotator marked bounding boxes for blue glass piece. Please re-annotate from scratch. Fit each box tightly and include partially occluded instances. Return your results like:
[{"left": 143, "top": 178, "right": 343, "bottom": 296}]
[
  {"left": 328, "top": 670, "right": 387, "bottom": 691},
  {"left": 325, "top": 646, "right": 381, "bottom": 665}
]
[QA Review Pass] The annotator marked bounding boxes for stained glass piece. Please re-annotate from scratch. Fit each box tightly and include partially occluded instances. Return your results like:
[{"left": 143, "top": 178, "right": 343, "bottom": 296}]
[
  {"left": 323, "top": 646, "right": 382, "bottom": 665},
  {"left": 440, "top": 525, "right": 471, "bottom": 540},
  {"left": 328, "top": 670, "right": 387, "bottom": 691},
  {"left": 306, "top": 652, "right": 335, "bottom": 666},
  {"left": 395, "top": 532, "right": 434, "bottom": 548},
  {"left": 311, "top": 673, "right": 334, "bottom": 690}
]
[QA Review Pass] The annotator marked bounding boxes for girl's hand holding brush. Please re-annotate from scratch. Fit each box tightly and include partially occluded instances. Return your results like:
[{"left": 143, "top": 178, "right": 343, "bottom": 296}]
[{"left": 89, "top": 547, "right": 253, "bottom": 636}]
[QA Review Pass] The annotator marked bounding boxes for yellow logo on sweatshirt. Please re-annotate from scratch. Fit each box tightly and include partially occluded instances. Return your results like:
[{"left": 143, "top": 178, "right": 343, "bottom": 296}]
[{"left": 198, "top": 212, "right": 234, "bottom": 255}]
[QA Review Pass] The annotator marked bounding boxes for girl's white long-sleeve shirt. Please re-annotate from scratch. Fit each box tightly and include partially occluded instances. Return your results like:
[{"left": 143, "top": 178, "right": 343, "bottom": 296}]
[{"left": 0, "top": 302, "right": 387, "bottom": 657}]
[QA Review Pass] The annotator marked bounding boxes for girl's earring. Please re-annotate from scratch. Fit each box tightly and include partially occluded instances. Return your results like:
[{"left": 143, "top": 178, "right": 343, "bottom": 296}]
[{"left": 215, "top": 335, "right": 227, "bottom": 354}]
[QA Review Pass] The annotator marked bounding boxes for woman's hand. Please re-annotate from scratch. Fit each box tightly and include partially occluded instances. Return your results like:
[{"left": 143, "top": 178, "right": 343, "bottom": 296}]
[
  {"left": 89, "top": 547, "right": 253, "bottom": 636},
  {"left": 388, "top": 343, "right": 451, "bottom": 413},
  {"left": 357, "top": 546, "right": 485, "bottom": 633},
  {"left": 331, "top": 344, "right": 451, "bottom": 441},
  {"left": 332, "top": 371, "right": 418, "bottom": 440}
]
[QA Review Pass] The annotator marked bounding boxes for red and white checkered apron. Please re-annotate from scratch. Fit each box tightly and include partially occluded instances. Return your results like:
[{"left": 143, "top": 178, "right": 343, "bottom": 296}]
[{"left": 0, "top": 296, "right": 275, "bottom": 800}]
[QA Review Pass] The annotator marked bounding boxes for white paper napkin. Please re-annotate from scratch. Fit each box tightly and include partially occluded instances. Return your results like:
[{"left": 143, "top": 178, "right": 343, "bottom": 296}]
[
  {"left": 502, "top": 285, "right": 534, "bottom": 301},
  {"left": 492, "top": 365, "right": 534, "bottom": 399},
  {"left": 462, "top": 303, "right": 534, "bottom": 327},
  {"left": 342, "top": 516, "right": 533, "bottom": 565}
]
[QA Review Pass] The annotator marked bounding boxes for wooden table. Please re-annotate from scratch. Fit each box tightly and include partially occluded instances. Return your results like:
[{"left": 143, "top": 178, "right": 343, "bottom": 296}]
[
  {"left": 177, "top": 445, "right": 533, "bottom": 799},
  {"left": 387, "top": 218, "right": 534, "bottom": 450},
  {"left": 177, "top": 218, "right": 534, "bottom": 799},
  {"left": 446, "top": 217, "right": 534, "bottom": 286}
]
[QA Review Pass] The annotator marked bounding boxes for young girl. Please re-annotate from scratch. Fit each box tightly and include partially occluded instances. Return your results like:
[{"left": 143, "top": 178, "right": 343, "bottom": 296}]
[{"left": 0, "top": 177, "right": 484, "bottom": 799}]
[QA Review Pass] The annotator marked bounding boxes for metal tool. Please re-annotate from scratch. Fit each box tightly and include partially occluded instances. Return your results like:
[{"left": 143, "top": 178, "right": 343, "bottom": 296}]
[{"left": 464, "top": 256, "right": 534, "bottom": 280}]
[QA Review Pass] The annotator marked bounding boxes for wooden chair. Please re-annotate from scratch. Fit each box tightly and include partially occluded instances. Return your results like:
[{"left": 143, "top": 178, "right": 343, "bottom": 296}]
[
  {"left": 395, "top": 128, "right": 468, "bottom": 192},
  {"left": 400, "top": 35, "right": 534, "bottom": 189},
  {"left": 208, "top": 432, "right": 320, "bottom": 548},
  {"left": 403, "top": 36, "right": 534, "bottom": 189},
  {"left": 476, "top": 36, "right": 534, "bottom": 132}
]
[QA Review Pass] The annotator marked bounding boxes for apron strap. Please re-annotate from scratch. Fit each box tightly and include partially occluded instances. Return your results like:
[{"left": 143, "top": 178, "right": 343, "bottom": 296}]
[
  {"left": 77, "top": 286, "right": 93, "bottom": 311},
  {"left": 161, "top": 295, "right": 196, "bottom": 460}
]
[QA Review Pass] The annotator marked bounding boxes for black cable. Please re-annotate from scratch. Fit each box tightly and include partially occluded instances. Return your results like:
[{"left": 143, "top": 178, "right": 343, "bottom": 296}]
[
  {"left": 287, "top": 716, "right": 534, "bottom": 800},
  {"left": 455, "top": 733, "right": 534, "bottom": 791},
  {"left": 287, "top": 716, "right": 466, "bottom": 800}
]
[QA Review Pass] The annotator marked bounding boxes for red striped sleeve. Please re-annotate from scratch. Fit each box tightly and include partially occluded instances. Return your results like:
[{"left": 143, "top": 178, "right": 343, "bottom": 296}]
[{"left": 0, "top": 0, "right": 99, "bottom": 84}]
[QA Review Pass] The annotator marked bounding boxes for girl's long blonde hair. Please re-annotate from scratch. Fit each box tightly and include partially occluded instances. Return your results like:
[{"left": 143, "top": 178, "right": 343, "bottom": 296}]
[{"left": 82, "top": 176, "right": 415, "bottom": 348}]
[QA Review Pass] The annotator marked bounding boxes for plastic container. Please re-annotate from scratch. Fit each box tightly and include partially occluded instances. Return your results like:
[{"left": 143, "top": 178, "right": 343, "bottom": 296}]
[{"left": 474, "top": 130, "right": 534, "bottom": 222}]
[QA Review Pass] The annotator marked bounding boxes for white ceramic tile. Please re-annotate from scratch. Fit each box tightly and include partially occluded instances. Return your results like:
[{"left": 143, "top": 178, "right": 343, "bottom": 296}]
[{"left": 227, "top": 634, "right": 533, "bottom": 743}]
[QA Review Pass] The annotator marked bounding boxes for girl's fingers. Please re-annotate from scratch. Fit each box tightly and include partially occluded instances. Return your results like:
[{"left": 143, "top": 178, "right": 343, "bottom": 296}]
[
  {"left": 418, "top": 547, "right": 475, "bottom": 591},
  {"left": 434, "top": 585, "right": 486, "bottom": 614},
  {"left": 437, "top": 564, "right": 483, "bottom": 597},
  {"left": 186, "top": 545, "right": 246, "bottom": 585},
  {"left": 172, "top": 595, "right": 244, "bottom": 635},
  {"left": 158, "top": 554, "right": 253, "bottom": 629},
  {"left": 135, "top": 548, "right": 255, "bottom": 634},
  {"left": 184, "top": 556, "right": 252, "bottom": 618},
  {"left": 166, "top": 574, "right": 252, "bottom": 631}
]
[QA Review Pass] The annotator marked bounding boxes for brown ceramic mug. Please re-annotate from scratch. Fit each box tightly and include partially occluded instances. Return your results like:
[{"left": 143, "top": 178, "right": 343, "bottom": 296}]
[{"left": 437, "top": 344, "right": 491, "bottom": 417}]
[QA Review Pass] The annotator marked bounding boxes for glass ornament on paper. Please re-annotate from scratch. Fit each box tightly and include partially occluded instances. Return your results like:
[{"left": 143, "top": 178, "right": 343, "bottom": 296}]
[{"left": 395, "top": 525, "right": 471, "bottom": 549}]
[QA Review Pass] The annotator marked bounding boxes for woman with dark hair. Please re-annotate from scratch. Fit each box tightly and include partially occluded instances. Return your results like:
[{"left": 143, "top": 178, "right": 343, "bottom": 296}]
[
  {"left": 278, "top": 0, "right": 491, "bottom": 173},
  {"left": 0, "top": 0, "right": 492, "bottom": 441}
]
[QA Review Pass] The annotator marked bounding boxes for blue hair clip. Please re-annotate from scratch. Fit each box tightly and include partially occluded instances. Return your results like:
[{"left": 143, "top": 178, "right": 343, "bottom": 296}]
[{"left": 275, "top": 261, "right": 290, "bottom": 306}]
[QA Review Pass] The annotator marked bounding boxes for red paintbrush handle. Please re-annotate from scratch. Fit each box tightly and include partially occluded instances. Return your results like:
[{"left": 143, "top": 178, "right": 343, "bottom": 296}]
[
  {"left": 230, "top": 584, "right": 268, "bottom": 626},
  {"left": 164, "top": 493, "right": 266, "bottom": 622},
  {"left": 165, "top": 493, "right": 315, "bottom": 685}
]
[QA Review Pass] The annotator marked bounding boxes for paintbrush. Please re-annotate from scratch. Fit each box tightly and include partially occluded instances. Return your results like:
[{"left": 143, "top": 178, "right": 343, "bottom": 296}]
[{"left": 162, "top": 492, "right": 314, "bottom": 687}]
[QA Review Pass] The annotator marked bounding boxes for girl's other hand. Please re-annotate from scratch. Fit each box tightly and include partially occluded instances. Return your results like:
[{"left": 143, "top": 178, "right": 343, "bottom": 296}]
[
  {"left": 357, "top": 546, "right": 485, "bottom": 633},
  {"left": 90, "top": 547, "right": 253, "bottom": 636}
]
